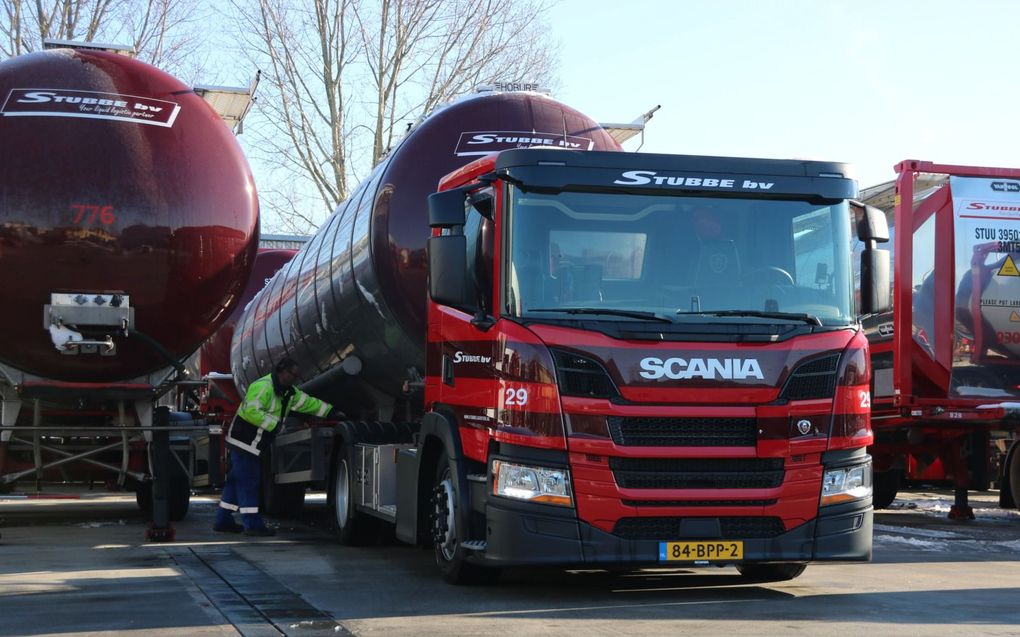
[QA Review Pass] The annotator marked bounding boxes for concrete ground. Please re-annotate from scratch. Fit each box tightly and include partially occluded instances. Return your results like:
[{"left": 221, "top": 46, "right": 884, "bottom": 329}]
[{"left": 0, "top": 489, "right": 1017, "bottom": 637}]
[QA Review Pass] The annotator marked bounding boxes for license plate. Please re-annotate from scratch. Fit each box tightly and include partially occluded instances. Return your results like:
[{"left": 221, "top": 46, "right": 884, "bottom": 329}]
[{"left": 658, "top": 541, "right": 743, "bottom": 562}]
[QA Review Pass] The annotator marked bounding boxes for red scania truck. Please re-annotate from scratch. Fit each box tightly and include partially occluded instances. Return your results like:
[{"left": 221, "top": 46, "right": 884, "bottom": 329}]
[{"left": 231, "top": 90, "right": 887, "bottom": 583}]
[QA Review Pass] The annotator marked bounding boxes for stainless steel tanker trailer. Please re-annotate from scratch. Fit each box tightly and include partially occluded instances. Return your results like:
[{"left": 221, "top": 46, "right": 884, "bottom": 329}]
[{"left": 229, "top": 90, "right": 626, "bottom": 526}]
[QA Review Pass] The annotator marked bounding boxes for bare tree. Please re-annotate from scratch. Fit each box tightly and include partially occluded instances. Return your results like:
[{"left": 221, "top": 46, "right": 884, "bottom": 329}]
[
  {"left": 232, "top": 0, "right": 557, "bottom": 232},
  {"left": 233, "top": 0, "right": 359, "bottom": 222},
  {"left": 0, "top": 0, "right": 208, "bottom": 79}
]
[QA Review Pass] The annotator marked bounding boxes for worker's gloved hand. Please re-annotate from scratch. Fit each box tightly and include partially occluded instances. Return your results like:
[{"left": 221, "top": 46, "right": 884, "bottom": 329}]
[{"left": 327, "top": 407, "right": 346, "bottom": 420}]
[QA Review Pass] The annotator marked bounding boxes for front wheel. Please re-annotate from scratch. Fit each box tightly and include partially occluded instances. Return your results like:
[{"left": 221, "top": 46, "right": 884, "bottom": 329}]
[
  {"left": 737, "top": 563, "right": 807, "bottom": 582},
  {"left": 431, "top": 451, "right": 499, "bottom": 585},
  {"left": 873, "top": 469, "right": 901, "bottom": 509}
]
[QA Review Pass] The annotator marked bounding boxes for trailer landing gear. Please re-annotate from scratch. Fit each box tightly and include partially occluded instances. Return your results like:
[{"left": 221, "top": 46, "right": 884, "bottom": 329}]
[
  {"left": 948, "top": 487, "right": 975, "bottom": 520},
  {"left": 145, "top": 407, "right": 175, "bottom": 543},
  {"left": 145, "top": 522, "right": 176, "bottom": 542},
  {"left": 947, "top": 438, "right": 974, "bottom": 521}
]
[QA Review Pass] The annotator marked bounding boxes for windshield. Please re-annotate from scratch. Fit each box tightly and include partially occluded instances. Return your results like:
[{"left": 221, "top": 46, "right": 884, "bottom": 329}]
[{"left": 505, "top": 188, "right": 854, "bottom": 326}]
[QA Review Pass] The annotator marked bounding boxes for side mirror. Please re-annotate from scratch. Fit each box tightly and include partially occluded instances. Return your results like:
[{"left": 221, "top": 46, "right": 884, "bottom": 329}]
[
  {"left": 428, "top": 235, "right": 468, "bottom": 307},
  {"left": 470, "top": 191, "right": 494, "bottom": 220},
  {"left": 861, "top": 248, "right": 891, "bottom": 315},
  {"left": 857, "top": 203, "right": 890, "bottom": 243},
  {"left": 428, "top": 190, "right": 467, "bottom": 228}
]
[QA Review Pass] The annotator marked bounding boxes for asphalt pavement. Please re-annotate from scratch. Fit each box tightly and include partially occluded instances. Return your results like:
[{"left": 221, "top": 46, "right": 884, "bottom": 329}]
[{"left": 0, "top": 490, "right": 1017, "bottom": 637}]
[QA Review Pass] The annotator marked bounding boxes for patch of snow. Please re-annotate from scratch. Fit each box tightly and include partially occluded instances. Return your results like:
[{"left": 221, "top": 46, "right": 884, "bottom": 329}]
[
  {"left": 993, "top": 539, "right": 1020, "bottom": 551},
  {"left": 873, "top": 524, "right": 963, "bottom": 539},
  {"left": 892, "top": 497, "right": 1020, "bottom": 521},
  {"left": 873, "top": 534, "right": 948, "bottom": 550}
]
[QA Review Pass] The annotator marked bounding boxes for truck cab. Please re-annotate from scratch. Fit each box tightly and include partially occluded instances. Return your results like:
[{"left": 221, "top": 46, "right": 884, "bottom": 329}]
[{"left": 414, "top": 149, "right": 886, "bottom": 582}]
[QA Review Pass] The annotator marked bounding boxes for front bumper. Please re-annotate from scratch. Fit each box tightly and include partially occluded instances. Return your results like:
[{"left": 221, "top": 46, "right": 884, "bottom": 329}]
[{"left": 478, "top": 496, "right": 872, "bottom": 567}]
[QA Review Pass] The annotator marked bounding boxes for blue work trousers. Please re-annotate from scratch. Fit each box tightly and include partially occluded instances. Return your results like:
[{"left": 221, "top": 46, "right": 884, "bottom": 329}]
[{"left": 216, "top": 447, "right": 266, "bottom": 530}]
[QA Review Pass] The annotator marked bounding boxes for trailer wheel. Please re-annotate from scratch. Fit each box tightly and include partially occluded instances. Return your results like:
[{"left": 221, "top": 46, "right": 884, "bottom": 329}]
[
  {"left": 873, "top": 469, "right": 901, "bottom": 509},
  {"left": 1009, "top": 445, "right": 1020, "bottom": 510},
  {"left": 736, "top": 563, "right": 807, "bottom": 582},
  {"left": 331, "top": 444, "right": 373, "bottom": 545},
  {"left": 260, "top": 450, "right": 305, "bottom": 519},
  {"left": 431, "top": 451, "right": 499, "bottom": 585}
]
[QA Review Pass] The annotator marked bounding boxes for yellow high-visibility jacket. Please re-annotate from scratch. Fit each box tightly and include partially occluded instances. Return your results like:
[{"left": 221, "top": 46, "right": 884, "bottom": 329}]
[{"left": 226, "top": 374, "right": 331, "bottom": 456}]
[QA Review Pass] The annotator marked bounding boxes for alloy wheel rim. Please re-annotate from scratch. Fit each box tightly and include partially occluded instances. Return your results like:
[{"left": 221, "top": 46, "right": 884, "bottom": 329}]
[
  {"left": 335, "top": 459, "right": 349, "bottom": 527},
  {"left": 434, "top": 474, "right": 457, "bottom": 561}
]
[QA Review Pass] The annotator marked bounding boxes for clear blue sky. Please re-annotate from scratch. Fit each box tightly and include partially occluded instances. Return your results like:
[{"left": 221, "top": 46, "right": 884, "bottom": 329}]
[{"left": 548, "top": 0, "right": 1019, "bottom": 188}]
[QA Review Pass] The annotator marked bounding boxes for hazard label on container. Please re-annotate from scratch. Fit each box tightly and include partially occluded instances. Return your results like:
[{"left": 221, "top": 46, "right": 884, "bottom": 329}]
[
  {"left": 1011, "top": 311, "right": 1020, "bottom": 322},
  {"left": 997, "top": 255, "right": 1020, "bottom": 277}
]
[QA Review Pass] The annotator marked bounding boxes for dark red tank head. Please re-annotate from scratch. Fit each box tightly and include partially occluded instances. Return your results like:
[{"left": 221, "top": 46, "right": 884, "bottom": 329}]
[
  {"left": 200, "top": 248, "right": 295, "bottom": 376},
  {"left": 374, "top": 92, "right": 623, "bottom": 345},
  {"left": 0, "top": 48, "right": 259, "bottom": 381}
]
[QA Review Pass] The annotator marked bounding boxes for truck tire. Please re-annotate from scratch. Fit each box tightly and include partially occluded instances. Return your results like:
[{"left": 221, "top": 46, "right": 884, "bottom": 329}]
[
  {"left": 431, "top": 451, "right": 499, "bottom": 585},
  {"left": 873, "top": 469, "right": 900, "bottom": 509},
  {"left": 331, "top": 443, "right": 373, "bottom": 545},
  {"left": 736, "top": 563, "right": 807, "bottom": 582},
  {"left": 1009, "top": 446, "right": 1020, "bottom": 510},
  {"left": 260, "top": 450, "right": 305, "bottom": 519}
]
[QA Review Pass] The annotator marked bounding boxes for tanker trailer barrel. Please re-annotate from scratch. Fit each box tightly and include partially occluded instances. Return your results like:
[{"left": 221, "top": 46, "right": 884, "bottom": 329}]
[
  {"left": 231, "top": 92, "right": 623, "bottom": 418},
  {"left": 0, "top": 47, "right": 259, "bottom": 382}
]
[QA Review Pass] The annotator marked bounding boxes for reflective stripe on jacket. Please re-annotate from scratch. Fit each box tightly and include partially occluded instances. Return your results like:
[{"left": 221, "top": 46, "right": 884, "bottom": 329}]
[{"left": 225, "top": 374, "right": 331, "bottom": 456}]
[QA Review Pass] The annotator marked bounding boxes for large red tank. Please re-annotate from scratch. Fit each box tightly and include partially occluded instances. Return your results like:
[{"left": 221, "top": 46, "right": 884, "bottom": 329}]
[
  {"left": 200, "top": 248, "right": 295, "bottom": 377},
  {"left": 0, "top": 47, "right": 259, "bottom": 382},
  {"left": 230, "top": 91, "right": 620, "bottom": 411}
]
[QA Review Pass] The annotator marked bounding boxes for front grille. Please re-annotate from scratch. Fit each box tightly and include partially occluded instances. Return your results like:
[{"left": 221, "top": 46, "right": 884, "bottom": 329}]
[
  {"left": 608, "top": 417, "right": 757, "bottom": 447},
  {"left": 610, "top": 457, "right": 785, "bottom": 489},
  {"left": 613, "top": 516, "right": 786, "bottom": 540},
  {"left": 553, "top": 349, "right": 618, "bottom": 398},
  {"left": 622, "top": 499, "right": 777, "bottom": 507},
  {"left": 780, "top": 354, "right": 840, "bottom": 400}
]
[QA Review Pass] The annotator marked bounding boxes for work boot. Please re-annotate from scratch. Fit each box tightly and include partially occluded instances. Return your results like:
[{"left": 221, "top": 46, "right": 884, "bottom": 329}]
[
  {"left": 244, "top": 526, "right": 276, "bottom": 537},
  {"left": 214, "top": 507, "right": 243, "bottom": 533}
]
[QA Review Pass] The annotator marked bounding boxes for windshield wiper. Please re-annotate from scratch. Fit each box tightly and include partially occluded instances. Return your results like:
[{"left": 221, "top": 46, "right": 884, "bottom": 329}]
[
  {"left": 528, "top": 307, "right": 676, "bottom": 323},
  {"left": 675, "top": 309, "right": 822, "bottom": 327}
]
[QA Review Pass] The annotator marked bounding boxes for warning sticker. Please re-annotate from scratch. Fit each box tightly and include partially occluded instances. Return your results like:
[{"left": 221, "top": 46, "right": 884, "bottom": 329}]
[
  {"left": 979, "top": 299, "right": 1020, "bottom": 308},
  {"left": 997, "top": 255, "right": 1020, "bottom": 277},
  {"left": 952, "top": 176, "right": 1020, "bottom": 380}
]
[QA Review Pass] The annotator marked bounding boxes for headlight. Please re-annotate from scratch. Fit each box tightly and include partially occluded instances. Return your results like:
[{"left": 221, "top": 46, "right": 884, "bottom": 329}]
[
  {"left": 492, "top": 459, "right": 573, "bottom": 507},
  {"left": 821, "top": 461, "right": 872, "bottom": 506}
]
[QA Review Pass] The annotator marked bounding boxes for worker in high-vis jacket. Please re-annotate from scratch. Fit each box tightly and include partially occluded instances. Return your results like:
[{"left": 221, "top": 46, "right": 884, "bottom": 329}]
[{"left": 215, "top": 357, "right": 333, "bottom": 536}]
